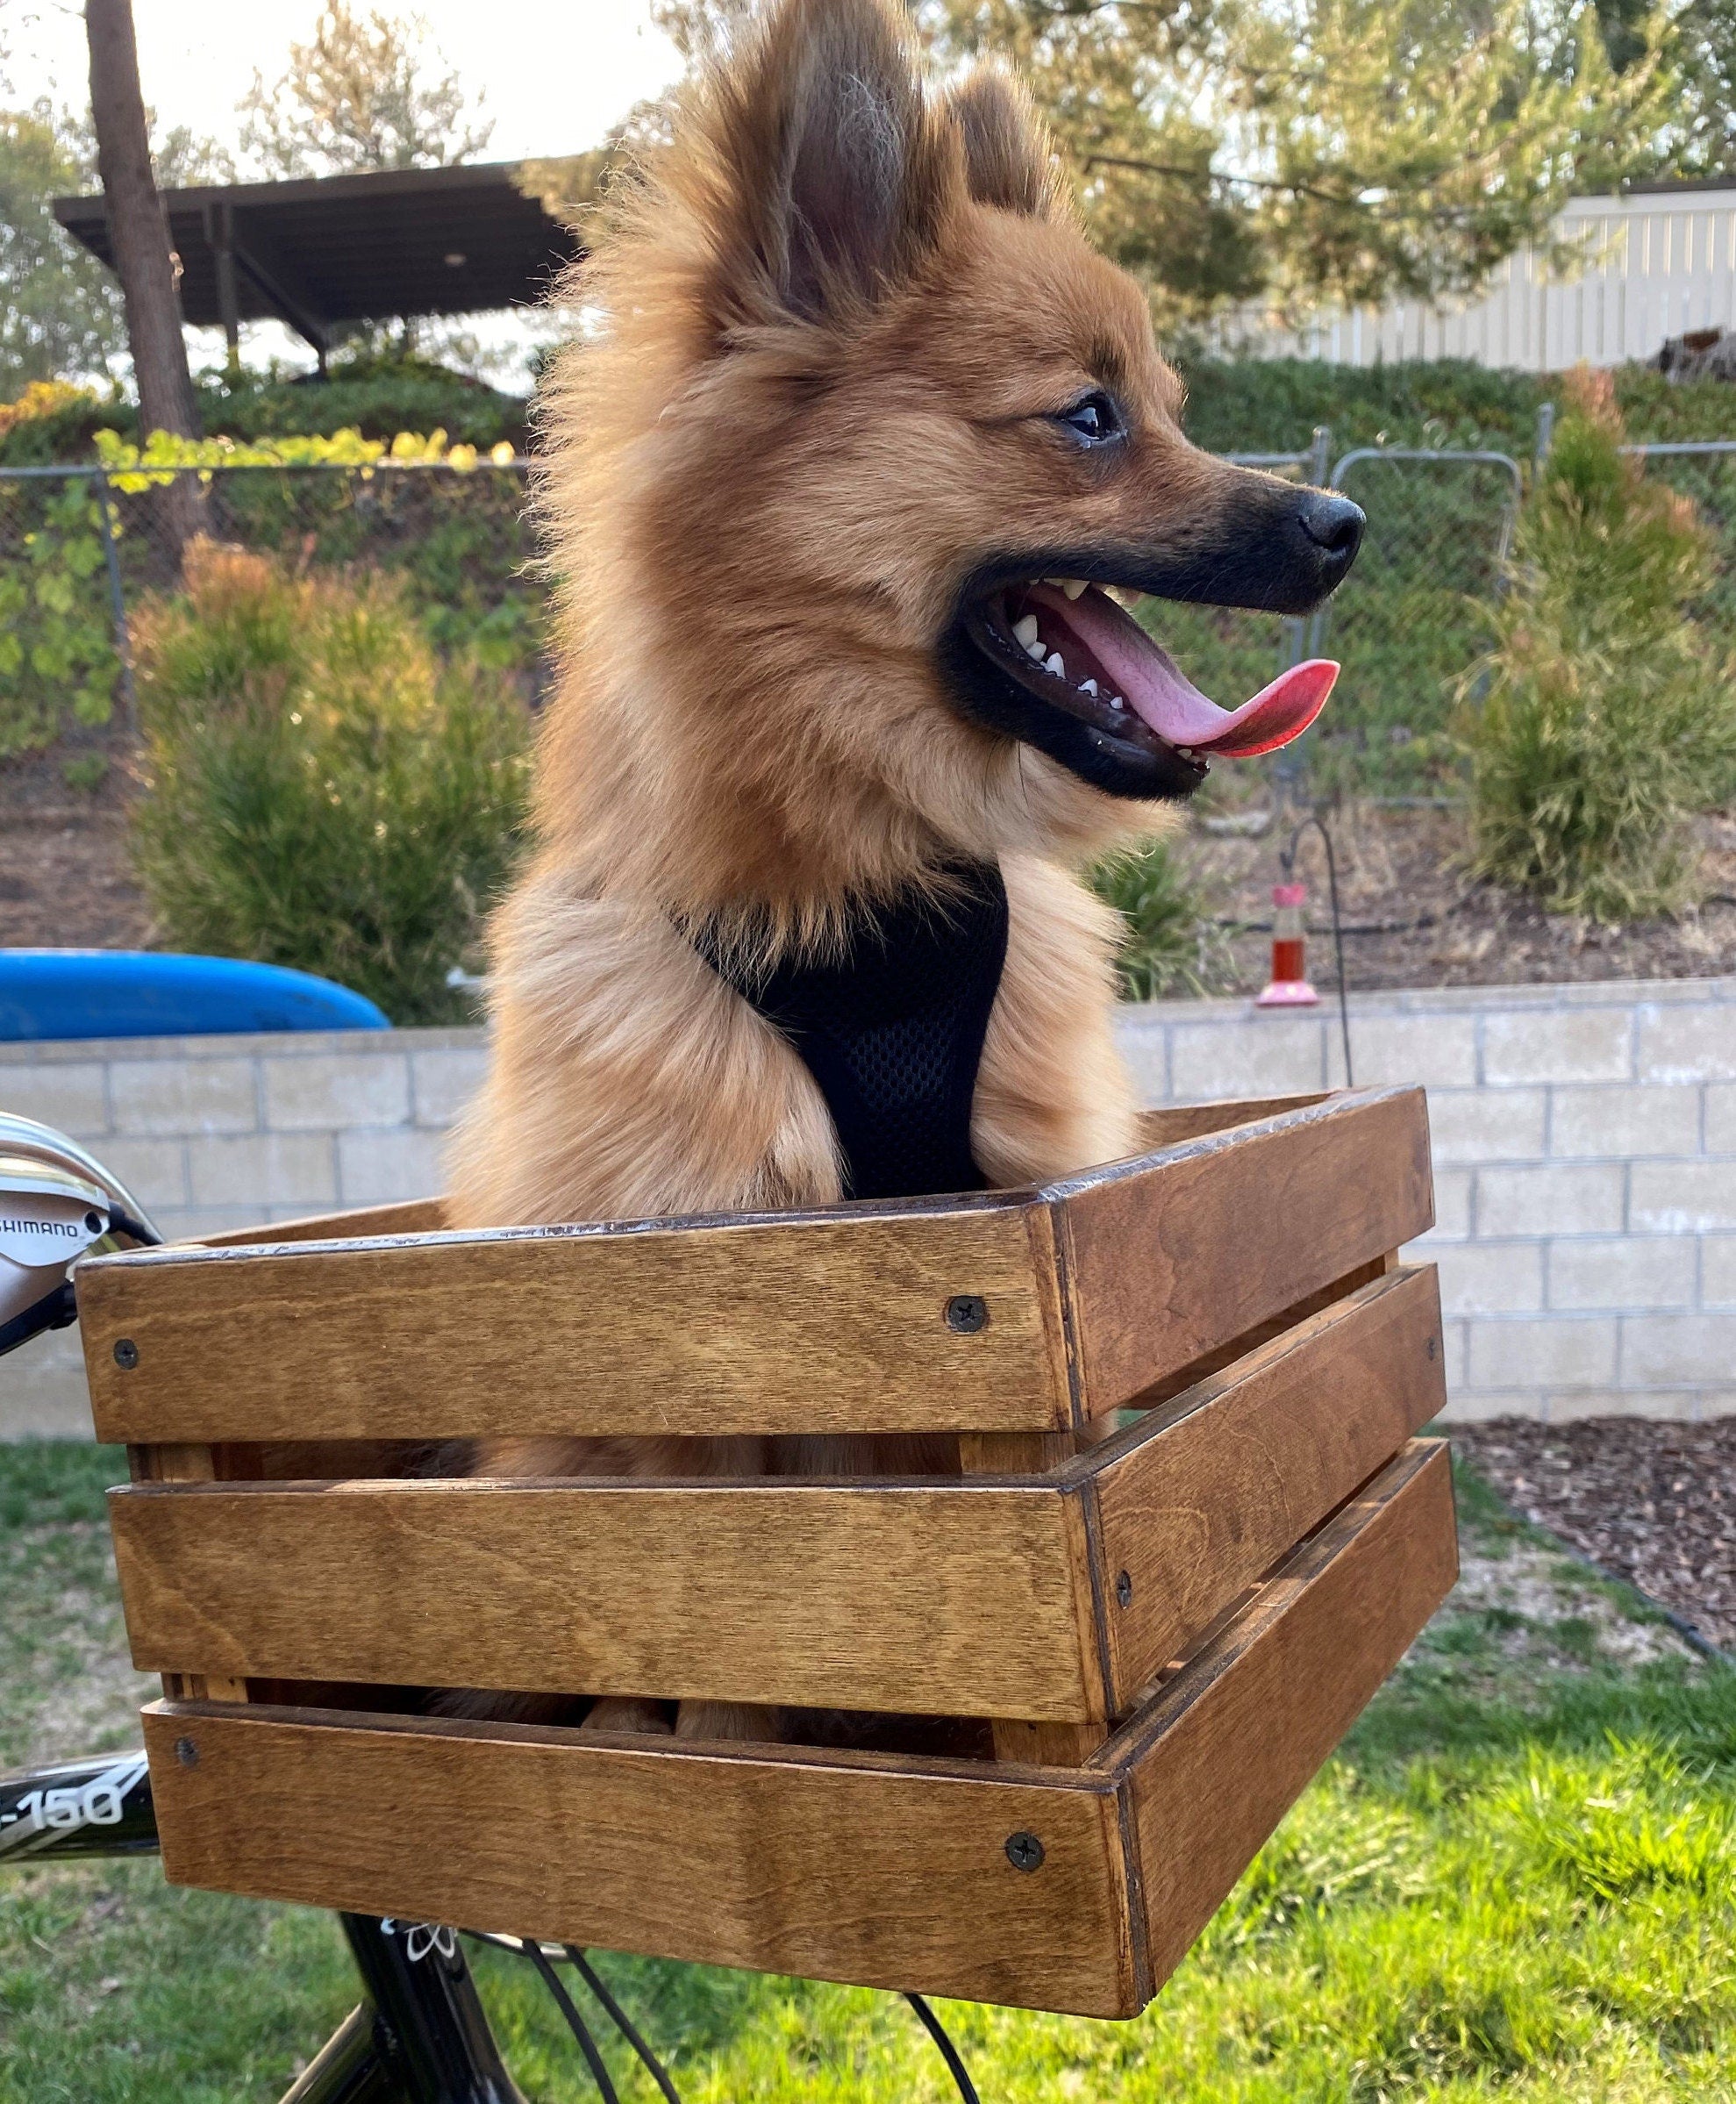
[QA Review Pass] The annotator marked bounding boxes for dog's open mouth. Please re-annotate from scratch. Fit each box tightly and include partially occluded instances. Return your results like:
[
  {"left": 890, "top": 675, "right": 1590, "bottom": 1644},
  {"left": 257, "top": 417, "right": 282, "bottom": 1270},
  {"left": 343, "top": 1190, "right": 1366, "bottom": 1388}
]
[{"left": 963, "top": 578, "right": 1338, "bottom": 780}]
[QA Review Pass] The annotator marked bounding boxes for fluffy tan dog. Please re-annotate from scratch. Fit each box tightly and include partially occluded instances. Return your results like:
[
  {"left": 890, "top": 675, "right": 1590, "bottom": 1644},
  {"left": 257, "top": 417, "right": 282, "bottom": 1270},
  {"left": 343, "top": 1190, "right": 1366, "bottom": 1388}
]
[{"left": 443, "top": 0, "right": 1361, "bottom": 1738}]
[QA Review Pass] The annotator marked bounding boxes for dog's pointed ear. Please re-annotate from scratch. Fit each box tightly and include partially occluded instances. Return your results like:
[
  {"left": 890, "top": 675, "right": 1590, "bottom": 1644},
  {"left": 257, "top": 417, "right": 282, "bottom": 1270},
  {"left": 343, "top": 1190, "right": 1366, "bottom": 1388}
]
[
  {"left": 947, "top": 69, "right": 1063, "bottom": 218},
  {"left": 711, "top": 0, "right": 957, "bottom": 323}
]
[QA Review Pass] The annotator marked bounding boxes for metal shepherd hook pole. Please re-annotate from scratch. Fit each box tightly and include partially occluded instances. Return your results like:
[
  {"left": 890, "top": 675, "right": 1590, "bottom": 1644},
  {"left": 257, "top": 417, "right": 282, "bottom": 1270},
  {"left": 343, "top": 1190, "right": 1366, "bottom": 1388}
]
[{"left": 1280, "top": 814, "right": 1354, "bottom": 1089}]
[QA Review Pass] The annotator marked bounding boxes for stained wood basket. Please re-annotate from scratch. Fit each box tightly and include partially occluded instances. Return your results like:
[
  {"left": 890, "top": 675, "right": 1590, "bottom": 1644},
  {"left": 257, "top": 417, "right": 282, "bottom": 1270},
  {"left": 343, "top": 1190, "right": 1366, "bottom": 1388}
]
[{"left": 80, "top": 1085, "right": 1456, "bottom": 2021}]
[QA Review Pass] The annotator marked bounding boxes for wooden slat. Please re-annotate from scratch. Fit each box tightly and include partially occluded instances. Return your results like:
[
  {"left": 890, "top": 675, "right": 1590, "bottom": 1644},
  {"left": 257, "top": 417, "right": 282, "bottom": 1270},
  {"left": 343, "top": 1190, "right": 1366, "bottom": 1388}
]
[
  {"left": 192, "top": 1198, "right": 447, "bottom": 1247},
  {"left": 104, "top": 1255, "right": 1440, "bottom": 1726},
  {"left": 143, "top": 1704, "right": 1143, "bottom": 2017},
  {"left": 1086, "top": 1265, "right": 1445, "bottom": 1708},
  {"left": 1136, "top": 1095, "right": 1327, "bottom": 1150},
  {"left": 127, "top": 1442, "right": 249, "bottom": 1707},
  {"left": 80, "top": 1200, "right": 1069, "bottom": 1443},
  {"left": 1056, "top": 1087, "right": 1432, "bottom": 1415},
  {"left": 83, "top": 1091, "right": 1423, "bottom": 1445},
  {"left": 1114, "top": 1439, "right": 1457, "bottom": 1988},
  {"left": 139, "top": 1437, "right": 1455, "bottom": 2019},
  {"left": 110, "top": 1477, "right": 1104, "bottom": 1722}
]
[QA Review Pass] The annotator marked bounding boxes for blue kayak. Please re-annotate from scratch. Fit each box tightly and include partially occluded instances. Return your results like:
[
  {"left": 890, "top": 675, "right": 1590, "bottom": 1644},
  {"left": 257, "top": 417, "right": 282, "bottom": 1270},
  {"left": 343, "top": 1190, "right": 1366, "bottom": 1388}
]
[{"left": 0, "top": 951, "right": 389, "bottom": 1041}]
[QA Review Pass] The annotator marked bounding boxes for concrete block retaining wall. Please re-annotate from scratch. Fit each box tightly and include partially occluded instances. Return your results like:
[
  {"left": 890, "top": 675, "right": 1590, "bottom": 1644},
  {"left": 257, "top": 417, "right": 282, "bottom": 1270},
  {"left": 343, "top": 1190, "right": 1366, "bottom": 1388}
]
[
  {"left": 4, "top": 974, "right": 1732, "bottom": 1436},
  {"left": 1122, "top": 976, "right": 1736, "bottom": 1426}
]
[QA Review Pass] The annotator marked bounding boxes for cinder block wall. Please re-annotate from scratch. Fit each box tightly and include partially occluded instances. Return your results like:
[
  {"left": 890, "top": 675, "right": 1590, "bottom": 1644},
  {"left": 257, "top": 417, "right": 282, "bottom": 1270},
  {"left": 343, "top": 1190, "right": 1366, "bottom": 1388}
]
[
  {"left": 4, "top": 976, "right": 1732, "bottom": 1436},
  {"left": 1121, "top": 976, "right": 1736, "bottom": 1424}
]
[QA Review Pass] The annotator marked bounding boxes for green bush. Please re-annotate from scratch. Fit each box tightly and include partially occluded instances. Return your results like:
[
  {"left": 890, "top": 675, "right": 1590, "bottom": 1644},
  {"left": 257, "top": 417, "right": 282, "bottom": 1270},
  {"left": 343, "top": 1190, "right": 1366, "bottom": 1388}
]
[
  {"left": 132, "top": 542, "right": 532, "bottom": 1022},
  {"left": 94, "top": 426, "right": 543, "bottom": 679},
  {"left": 0, "top": 472, "right": 117, "bottom": 755},
  {"left": 1461, "top": 393, "right": 1736, "bottom": 921},
  {"left": 1090, "top": 834, "right": 1234, "bottom": 1000}
]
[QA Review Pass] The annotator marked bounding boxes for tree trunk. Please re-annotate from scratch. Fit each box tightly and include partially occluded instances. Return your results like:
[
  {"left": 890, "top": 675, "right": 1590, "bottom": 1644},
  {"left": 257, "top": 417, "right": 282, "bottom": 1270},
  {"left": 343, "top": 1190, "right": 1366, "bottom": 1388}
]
[{"left": 85, "top": 0, "right": 200, "bottom": 443}]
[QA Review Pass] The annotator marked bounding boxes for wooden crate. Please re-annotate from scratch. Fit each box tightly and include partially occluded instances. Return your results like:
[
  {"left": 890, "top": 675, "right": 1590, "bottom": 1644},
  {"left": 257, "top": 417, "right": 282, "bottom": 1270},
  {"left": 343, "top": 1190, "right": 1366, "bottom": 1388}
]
[{"left": 82, "top": 1086, "right": 1457, "bottom": 2019}]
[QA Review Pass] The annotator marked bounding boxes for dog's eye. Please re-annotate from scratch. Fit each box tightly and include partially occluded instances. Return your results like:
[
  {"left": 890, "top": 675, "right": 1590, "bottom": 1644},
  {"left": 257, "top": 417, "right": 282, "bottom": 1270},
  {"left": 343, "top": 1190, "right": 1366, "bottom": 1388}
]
[{"left": 1054, "top": 392, "right": 1125, "bottom": 445}]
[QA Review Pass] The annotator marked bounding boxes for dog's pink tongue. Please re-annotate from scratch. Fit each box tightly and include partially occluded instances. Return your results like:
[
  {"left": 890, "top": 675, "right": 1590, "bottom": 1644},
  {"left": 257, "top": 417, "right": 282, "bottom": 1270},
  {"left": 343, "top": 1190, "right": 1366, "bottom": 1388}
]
[{"left": 1056, "top": 587, "right": 1338, "bottom": 758}]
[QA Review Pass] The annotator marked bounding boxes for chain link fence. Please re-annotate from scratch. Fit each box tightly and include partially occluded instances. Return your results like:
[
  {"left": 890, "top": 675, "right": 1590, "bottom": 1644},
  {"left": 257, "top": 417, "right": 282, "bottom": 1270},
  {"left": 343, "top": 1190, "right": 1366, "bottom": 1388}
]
[
  {"left": 4, "top": 425, "right": 1732, "bottom": 797},
  {"left": 0, "top": 461, "right": 540, "bottom": 762}
]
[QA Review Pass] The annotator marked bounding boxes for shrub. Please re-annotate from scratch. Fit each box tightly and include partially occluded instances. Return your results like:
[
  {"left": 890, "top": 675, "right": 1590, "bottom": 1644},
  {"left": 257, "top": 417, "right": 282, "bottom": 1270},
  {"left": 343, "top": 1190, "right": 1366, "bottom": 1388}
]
[
  {"left": 0, "top": 472, "right": 118, "bottom": 755},
  {"left": 0, "top": 355, "right": 529, "bottom": 466},
  {"left": 1460, "top": 382, "right": 1736, "bottom": 922},
  {"left": 131, "top": 542, "right": 532, "bottom": 1022},
  {"left": 95, "top": 426, "right": 541, "bottom": 677},
  {"left": 1089, "top": 834, "right": 1234, "bottom": 1000}
]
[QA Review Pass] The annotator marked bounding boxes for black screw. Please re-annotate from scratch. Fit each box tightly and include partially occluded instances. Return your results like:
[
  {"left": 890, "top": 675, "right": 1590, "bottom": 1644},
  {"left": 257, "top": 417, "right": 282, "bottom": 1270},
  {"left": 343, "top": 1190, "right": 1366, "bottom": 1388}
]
[
  {"left": 946, "top": 1295, "right": 989, "bottom": 1335},
  {"left": 84, "top": 1210, "right": 104, "bottom": 1234},
  {"left": 113, "top": 1338, "right": 139, "bottom": 1370},
  {"left": 174, "top": 1736, "right": 199, "bottom": 1768},
  {"left": 1115, "top": 1569, "right": 1133, "bottom": 1608},
  {"left": 1005, "top": 1831, "right": 1045, "bottom": 1872}
]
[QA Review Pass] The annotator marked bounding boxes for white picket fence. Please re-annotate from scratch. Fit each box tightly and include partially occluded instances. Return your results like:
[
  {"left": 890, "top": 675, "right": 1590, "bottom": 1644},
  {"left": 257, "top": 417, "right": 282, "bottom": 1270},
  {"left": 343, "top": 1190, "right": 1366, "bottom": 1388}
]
[{"left": 1214, "top": 182, "right": 1736, "bottom": 371}]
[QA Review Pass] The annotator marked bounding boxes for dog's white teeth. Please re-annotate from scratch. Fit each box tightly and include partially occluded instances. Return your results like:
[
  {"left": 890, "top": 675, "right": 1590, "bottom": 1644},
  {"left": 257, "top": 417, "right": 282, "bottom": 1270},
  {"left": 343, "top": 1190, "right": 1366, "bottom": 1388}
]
[
  {"left": 1044, "top": 651, "right": 1065, "bottom": 676},
  {"left": 1024, "top": 637, "right": 1046, "bottom": 662},
  {"left": 1011, "top": 612, "right": 1040, "bottom": 649},
  {"left": 1062, "top": 578, "right": 1088, "bottom": 600},
  {"left": 1081, "top": 677, "right": 1099, "bottom": 697}
]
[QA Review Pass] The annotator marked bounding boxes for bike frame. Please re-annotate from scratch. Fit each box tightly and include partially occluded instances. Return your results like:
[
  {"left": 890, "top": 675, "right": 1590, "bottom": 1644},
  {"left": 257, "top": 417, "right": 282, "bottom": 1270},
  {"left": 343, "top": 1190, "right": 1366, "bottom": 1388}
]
[{"left": 1, "top": 1752, "right": 523, "bottom": 2104}]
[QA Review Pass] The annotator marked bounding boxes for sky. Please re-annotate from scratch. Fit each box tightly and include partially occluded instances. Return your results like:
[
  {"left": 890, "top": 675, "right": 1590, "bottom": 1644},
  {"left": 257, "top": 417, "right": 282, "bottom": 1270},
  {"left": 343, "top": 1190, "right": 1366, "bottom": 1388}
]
[
  {"left": 4, "top": 0, "right": 688, "bottom": 383},
  {"left": 5, "top": 0, "right": 685, "bottom": 161}
]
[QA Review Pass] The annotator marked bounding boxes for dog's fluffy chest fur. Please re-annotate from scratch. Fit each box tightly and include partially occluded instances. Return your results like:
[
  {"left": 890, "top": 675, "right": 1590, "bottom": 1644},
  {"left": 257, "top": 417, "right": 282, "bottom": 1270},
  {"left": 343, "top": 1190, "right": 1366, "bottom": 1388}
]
[{"left": 447, "top": 848, "right": 1138, "bottom": 1242}]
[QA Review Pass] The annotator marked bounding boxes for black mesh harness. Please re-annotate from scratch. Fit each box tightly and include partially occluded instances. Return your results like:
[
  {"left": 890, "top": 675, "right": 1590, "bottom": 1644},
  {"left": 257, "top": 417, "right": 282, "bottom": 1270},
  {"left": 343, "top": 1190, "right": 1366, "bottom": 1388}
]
[{"left": 691, "top": 863, "right": 1010, "bottom": 1202}]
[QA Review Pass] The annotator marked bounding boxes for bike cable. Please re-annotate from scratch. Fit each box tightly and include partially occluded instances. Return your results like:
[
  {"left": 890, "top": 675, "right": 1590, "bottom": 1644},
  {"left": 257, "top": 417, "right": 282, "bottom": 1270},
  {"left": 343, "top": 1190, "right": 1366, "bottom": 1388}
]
[
  {"left": 904, "top": 1992, "right": 982, "bottom": 2104},
  {"left": 563, "top": 1947, "right": 682, "bottom": 2104},
  {"left": 475, "top": 1929, "right": 979, "bottom": 2101},
  {"left": 518, "top": 1938, "right": 620, "bottom": 2103}
]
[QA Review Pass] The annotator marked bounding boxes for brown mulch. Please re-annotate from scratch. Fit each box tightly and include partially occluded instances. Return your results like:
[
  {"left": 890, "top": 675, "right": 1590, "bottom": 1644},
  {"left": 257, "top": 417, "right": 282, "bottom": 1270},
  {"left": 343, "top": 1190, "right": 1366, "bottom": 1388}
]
[{"left": 1451, "top": 1416, "right": 1736, "bottom": 1654}]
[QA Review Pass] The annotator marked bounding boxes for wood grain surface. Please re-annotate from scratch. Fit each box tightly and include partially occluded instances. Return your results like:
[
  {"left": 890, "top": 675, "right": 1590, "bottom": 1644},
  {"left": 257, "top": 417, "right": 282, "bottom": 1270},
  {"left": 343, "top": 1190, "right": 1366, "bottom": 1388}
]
[
  {"left": 125, "top": 1442, "right": 248, "bottom": 1706},
  {"left": 1057, "top": 1088, "right": 1433, "bottom": 1414},
  {"left": 81, "top": 1200, "right": 1069, "bottom": 1443},
  {"left": 143, "top": 1703, "right": 1143, "bottom": 2016},
  {"left": 1087, "top": 1266, "right": 1446, "bottom": 1707},
  {"left": 85, "top": 1091, "right": 1423, "bottom": 1447},
  {"left": 104, "top": 1243, "right": 1440, "bottom": 1730},
  {"left": 137, "top": 1437, "right": 1454, "bottom": 2019},
  {"left": 192, "top": 1199, "right": 447, "bottom": 1247},
  {"left": 110, "top": 1476, "right": 1106, "bottom": 1721},
  {"left": 1112, "top": 1439, "right": 1457, "bottom": 1987},
  {"left": 1135, "top": 1096, "right": 1328, "bottom": 1150}
]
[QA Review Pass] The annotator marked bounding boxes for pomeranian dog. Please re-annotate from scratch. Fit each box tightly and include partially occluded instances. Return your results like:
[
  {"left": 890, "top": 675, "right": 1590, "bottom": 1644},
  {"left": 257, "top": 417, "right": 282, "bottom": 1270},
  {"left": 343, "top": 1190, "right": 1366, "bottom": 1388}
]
[{"left": 442, "top": 0, "right": 1361, "bottom": 1741}]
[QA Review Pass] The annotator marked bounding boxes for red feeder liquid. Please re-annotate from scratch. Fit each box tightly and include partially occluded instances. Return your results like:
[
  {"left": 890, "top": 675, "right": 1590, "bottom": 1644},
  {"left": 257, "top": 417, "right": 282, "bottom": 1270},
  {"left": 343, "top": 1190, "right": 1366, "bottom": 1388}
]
[{"left": 1256, "top": 882, "right": 1318, "bottom": 1007}]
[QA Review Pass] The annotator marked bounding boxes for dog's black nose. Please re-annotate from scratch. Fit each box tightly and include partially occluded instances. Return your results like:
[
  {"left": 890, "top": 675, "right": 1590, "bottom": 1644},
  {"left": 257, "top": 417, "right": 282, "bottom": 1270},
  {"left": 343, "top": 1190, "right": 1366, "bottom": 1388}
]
[{"left": 1298, "top": 490, "right": 1365, "bottom": 561}]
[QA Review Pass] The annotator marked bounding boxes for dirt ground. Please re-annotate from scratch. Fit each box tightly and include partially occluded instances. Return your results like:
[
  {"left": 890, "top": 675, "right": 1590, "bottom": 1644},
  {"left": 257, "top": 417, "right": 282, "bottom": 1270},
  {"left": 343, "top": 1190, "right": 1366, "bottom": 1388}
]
[
  {"left": 1182, "top": 799, "right": 1736, "bottom": 994},
  {"left": 8, "top": 732, "right": 1736, "bottom": 990},
  {"left": 0, "top": 731, "right": 152, "bottom": 951},
  {"left": 1450, "top": 1416, "right": 1736, "bottom": 1655}
]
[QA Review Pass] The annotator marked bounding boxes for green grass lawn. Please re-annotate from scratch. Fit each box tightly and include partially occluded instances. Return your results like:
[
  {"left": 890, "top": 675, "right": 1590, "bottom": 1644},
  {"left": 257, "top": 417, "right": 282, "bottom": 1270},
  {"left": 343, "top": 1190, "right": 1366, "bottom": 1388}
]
[{"left": 4, "top": 1441, "right": 1734, "bottom": 2102}]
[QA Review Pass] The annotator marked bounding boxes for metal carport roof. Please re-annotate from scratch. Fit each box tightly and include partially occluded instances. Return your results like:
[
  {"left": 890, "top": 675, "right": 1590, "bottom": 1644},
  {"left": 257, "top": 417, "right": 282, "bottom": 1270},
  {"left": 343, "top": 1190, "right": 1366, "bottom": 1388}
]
[{"left": 54, "top": 160, "right": 588, "bottom": 368}]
